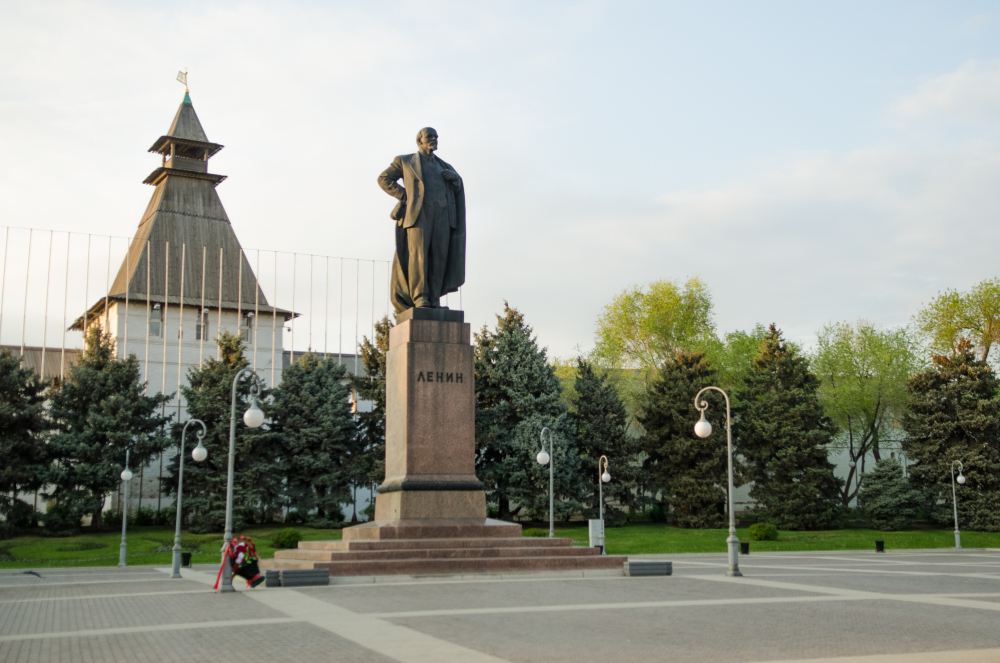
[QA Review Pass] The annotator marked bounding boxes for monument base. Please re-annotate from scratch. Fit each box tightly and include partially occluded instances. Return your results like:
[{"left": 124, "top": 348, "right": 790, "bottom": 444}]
[
  {"left": 343, "top": 517, "right": 520, "bottom": 541},
  {"left": 374, "top": 489, "right": 487, "bottom": 521}
]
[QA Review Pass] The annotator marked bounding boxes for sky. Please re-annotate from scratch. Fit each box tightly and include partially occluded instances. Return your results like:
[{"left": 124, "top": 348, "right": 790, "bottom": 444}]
[{"left": 1, "top": 1, "right": 999, "bottom": 358}]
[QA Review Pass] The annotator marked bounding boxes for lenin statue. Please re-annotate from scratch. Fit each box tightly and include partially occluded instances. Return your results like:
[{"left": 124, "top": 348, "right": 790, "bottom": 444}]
[{"left": 378, "top": 127, "right": 466, "bottom": 313}]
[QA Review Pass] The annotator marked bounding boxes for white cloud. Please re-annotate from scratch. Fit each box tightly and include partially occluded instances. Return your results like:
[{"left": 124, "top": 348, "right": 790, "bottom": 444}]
[{"left": 893, "top": 60, "right": 1000, "bottom": 125}]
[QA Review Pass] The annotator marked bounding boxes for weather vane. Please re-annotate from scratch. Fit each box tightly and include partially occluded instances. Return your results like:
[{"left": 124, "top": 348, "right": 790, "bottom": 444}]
[{"left": 176, "top": 69, "right": 188, "bottom": 93}]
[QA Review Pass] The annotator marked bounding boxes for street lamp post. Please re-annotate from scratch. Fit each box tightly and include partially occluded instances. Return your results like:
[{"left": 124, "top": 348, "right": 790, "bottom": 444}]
[
  {"left": 171, "top": 419, "right": 208, "bottom": 579},
  {"left": 219, "top": 368, "right": 265, "bottom": 593},
  {"left": 951, "top": 460, "right": 966, "bottom": 550},
  {"left": 693, "top": 386, "right": 742, "bottom": 577},
  {"left": 118, "top": 449, "right": 133, "bottom": 568},
  {"left": 598, "top": 455, "right": 610, "bottom": 521},
  {"left": 536, "top": 426, "right": 555, "bottom": 538}
]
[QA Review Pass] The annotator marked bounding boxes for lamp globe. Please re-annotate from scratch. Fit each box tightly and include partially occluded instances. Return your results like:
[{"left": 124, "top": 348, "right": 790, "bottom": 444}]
[{"left": 244, "top": 402, "right": 265, "bottom": 428}]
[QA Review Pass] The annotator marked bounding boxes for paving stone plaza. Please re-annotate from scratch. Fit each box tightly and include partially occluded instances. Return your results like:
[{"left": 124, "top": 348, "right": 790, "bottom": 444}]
[{"left": 3, "top": 549, "right": 1000, "bottom": 663}]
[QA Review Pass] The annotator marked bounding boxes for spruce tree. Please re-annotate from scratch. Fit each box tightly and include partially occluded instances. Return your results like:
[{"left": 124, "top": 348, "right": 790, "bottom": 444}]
[
  {"left": 352, "top": 316, "right": 393, "bottom": 510},
  {"left": 734, "top": 324, "right": 843, "bottom": 530},
  {"left": 0, "top": 349, "right": 49, "bottom": 536},
  {"left": 165, "top": 332, "right": 276, "bottom": 532},
  {"left": 902, "top": 339, "right": 1000, "bottom": 531},
  {"left": 475, "top": 302, "right": 585, "bottom": 521},
  {"left": 639, "top": 350, "right": 729, "bottom": 528},
  {"left": 571, "top": 358, "right": 640, "bottom": 526},
  {"left": 858, "top": 458, "right": 922, "bottom": 530},
  {"left": 47, "top": 326, "right": 171, "bottom": 531},
  {"left": 270, "top": 353, "right": 358, "bottom": 525}
]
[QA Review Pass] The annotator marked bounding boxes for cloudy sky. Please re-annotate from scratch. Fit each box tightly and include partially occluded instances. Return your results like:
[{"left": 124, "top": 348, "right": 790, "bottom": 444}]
[{"left": 2, "top": 1, "right": 999, "bottom": 358}]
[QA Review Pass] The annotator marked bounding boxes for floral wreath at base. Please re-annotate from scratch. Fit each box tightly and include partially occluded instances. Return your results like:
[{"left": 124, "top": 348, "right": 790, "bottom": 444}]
[{"left": 214, "top": 535, "right": 265, "bottom": 589}]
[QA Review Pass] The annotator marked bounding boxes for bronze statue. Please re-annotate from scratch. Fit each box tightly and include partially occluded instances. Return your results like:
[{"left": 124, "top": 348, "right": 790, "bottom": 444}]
[{"left": 378, "top": 127, "right": 466, "bottom": 313}]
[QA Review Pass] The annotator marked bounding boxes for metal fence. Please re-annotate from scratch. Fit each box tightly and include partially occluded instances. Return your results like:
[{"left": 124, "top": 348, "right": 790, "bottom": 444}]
[{"left": 0, "top": 225, "right": 424, "bottom": 384}]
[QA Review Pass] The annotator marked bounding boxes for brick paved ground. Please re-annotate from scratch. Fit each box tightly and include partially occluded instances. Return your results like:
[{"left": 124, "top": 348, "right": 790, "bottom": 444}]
[{"left": 2, "top": 549, "right": 1000, "bottom": 662}]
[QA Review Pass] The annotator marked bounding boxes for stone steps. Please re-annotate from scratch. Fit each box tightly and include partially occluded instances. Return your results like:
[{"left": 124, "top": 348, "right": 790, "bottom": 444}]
[
  {"left": 298, "top": 536, "right": 574, "bottom": 552},
  {"left": 275, "top": 545, "right": 600, "bottom": 562},
  {"left": 261, "top": 553, "right": 626, "bottom": 576}
]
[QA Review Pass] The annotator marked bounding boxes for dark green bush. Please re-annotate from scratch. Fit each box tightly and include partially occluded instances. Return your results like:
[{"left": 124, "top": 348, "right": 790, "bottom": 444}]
[
  {"left": 56, "top": 541, "right": 105, "bottom": 552},
  {"left": 133, "top": 506, "right": 158, "bottom": 526},
  {"left": 1, "top": 499, "right": 36, "bottom": 538},
  {"left": 40, "top": 503, "right": 83, "bottom": 537},
  {"left": 102, "top": 509, "right": 123, "bottom": 528},
  {"left": 285, "top": 510, "right": 306, "bottom": 524},
  {"left": 649, "top": 503, "right": 668, "bottom": 523},
  {"left": 748, "top": 523, "right": 778, "bottom": 541},
  {"left": 271, "top": 528, "right": 303, "bottom": 549},
  {"left": 859, "top": 458, "right": 923, "bottom": 530}
]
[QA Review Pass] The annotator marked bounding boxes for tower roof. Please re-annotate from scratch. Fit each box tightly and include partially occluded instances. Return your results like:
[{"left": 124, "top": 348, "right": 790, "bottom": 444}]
[
  {"left": 167, "top": 92, "right": 209, "bottom": 142},
  {"left": 71, "top": 91, "right": 295, "bottom": 330}
]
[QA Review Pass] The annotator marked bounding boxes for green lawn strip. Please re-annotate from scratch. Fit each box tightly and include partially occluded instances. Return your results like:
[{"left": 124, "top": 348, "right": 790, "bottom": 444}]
[
  {"left": 530, "top": 524, "right": 1000, "bottom": 554},
  {"left": 0, "top": 525, "right": 343, "bottom": 569},
  {"left": 4, "top": 524, "right": 997, "bottom": 568}
]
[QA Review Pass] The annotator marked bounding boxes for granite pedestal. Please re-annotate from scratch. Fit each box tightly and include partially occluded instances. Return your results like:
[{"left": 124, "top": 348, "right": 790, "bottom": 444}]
[{"left": 263, "top": 309, "right": 626, "bottom": 577}]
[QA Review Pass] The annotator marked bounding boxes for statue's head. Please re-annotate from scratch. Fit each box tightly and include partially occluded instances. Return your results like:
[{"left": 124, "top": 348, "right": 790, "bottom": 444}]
[{"left": 416, "top": 127, "right": 438, "bottom": 153}]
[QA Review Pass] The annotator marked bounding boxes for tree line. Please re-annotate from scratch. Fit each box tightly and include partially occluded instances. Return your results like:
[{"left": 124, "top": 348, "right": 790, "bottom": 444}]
[
  {"left": 2, "top": 275, "right": 999, "bottom": 537},
  {"left": 0, "top": 327, "right": 375, "bottom": 537}
]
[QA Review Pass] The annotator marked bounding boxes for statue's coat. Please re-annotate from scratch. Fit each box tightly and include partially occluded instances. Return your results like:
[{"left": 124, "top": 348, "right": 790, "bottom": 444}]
[{"left": 379, "top": 153, "right": 466, "bottom": 311}]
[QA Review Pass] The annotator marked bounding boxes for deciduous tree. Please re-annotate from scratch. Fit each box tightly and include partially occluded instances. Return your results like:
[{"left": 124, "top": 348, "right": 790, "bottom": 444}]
[
  {"left": 913, "top": 278, "right": 1000, "bottom": 364},
  {"left": 812, "top": 321, "right": 921, "bottom": 505},
  {"left": 592, "top": 277, "right": 716, "bottom": 412}
]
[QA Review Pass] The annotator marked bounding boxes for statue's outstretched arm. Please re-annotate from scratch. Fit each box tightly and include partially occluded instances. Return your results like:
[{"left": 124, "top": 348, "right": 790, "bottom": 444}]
[{"left": 378, "top": 157, "right": 406, "bottom": 201}]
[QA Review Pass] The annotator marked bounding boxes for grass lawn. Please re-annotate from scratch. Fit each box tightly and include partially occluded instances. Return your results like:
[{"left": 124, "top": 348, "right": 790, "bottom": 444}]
[
  {"left": 523, "top": 523, "right": 1000, "bottom": 555},
  {"left": 0, "top": 525, "right": 343, "bottom": 569},
  {"left": 2, "top": 523, "right": 997, "bottom": 568}
]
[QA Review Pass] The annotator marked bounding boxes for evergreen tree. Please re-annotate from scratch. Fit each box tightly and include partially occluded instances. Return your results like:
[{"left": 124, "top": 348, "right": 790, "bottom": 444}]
[
  {"left": 47, "top": 327, "right": 170, "bottom": 531},
  {"left": 351, "top": 316, "right": 393, "bottom": 511},
  {"left": 165, "top": 332, "right": 276, "bottom": 532},
  {"left": 639, "top": 350, "right": 729, "bottom": 528},
  {"left": 0, "top": 350, "right": 49, "bottom": 536},
  {"left": 571, "top": 358, "right": 641, "bottom": 526},
  {"left": 901, "top": 339, "right": 1000, "bottom": 531},
  {"left": 858, "top": 458, "right": 923, "bottom": 530},
  {"left": 734, "top": 324, "right": 844, "bottom": 530},
  {"left": 475, "top": 302, "right": 585, "bottom": 521},
  {"left": 270, "top": 352, "right": 358, "bottom": 524}
]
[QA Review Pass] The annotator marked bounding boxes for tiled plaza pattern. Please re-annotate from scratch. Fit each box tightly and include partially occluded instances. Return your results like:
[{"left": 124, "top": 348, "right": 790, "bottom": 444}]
[{"left": 2, "top": 549, "right": 1000, "bottom": 662}]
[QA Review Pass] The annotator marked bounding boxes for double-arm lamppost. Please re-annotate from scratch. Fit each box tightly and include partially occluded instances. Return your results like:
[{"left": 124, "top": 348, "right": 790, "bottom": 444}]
[
  {"left": 951, "top": 460, "right": 966, "bottom": 550},
  {"left": 693, "top": 386, "right": 742, "bottom": 577},
  {"left": 219, "top": 368, "right": 266, "bottom": 593},
  {"left": 536, "top": 426, "right": 555, "bottom": 538},
  {"left": 171, "top": 419, "right": 208, "bottom": 579},
  {"left": 118, "top": 449, "right": 133, "bottom": 568}
]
